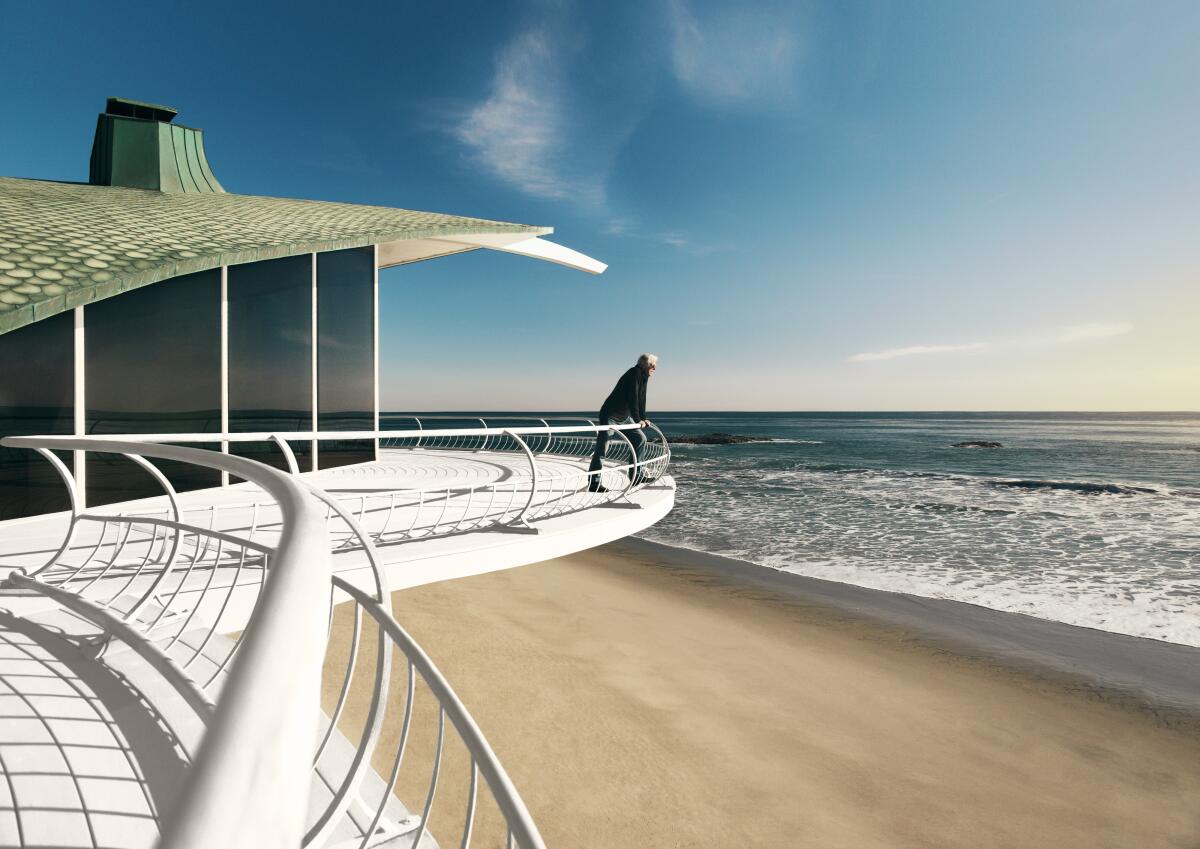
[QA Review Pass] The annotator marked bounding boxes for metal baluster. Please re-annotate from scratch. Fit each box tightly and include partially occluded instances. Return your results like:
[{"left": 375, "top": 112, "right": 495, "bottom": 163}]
[
  {"left": 313, "top": 602, "right": 363, "bottom": 766},
  {"left": 164, "top": 536, "right": 232, "bottom": 653},
  {"left": 59, "top": 518, "right": 114, "bottom": 588},
  {"left": 477, "top": 484, "right": 500, "bottom": 530},
  {"left": 357, "top": 659, "right": 417, "bottom": 849},
  {"left": 201, "top": 553, "right": 269, "bottom": 688},
  {"left": 411, "top": 707, "right": 446, "bottom": 849},
  {"left": 74, "top": 519, "right": 130, "bottom": 594},
  {"left": 25, "top": 447, "right": 81, "bottom": 576},
  {"left": 406, "top": 490, "right": 425, "bottom": 538},
  {"left": 459, "top": 760, "right": 479, "bottom": 849},
  {"left": 378, "top": 491, "right": 398, "bottom": 540}
]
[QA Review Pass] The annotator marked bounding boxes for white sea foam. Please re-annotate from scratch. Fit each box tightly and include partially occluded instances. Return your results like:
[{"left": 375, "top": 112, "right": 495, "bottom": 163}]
[{"left": 642, "top": 454, "right": 1200, "bottom": 646}]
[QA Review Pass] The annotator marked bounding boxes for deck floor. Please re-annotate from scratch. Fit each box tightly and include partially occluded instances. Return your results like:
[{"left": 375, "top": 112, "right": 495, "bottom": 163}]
[
  {"left": 0, "top": 611, "right": 177, "bottom": 849},
  {"left": 1, "top": 448, "right": 674, "bottom": 597}
]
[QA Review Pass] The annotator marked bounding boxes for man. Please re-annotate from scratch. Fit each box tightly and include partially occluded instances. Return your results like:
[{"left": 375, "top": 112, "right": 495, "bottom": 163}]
[{"left": 588, "top": 353, "right": 657, "bottom": 492}]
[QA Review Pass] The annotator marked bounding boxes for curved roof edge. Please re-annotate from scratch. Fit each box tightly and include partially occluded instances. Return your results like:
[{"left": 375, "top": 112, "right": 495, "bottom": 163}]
[
  {"left": 378, "top": 233, "right": 607, "bottom": 275},
  {"left": 0, "top": 176, "right": 571, "bottom": 336}
]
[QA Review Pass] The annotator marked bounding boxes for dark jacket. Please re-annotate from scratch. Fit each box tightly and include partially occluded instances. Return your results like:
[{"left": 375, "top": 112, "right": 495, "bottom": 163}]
[{"left": 600, "top": 366, "right": 647, "bottom": 421}]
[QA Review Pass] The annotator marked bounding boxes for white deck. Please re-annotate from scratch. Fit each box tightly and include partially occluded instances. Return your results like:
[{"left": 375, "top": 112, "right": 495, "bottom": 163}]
[
  {"left": 1, "top": 448, "right": 674, "bottom": 614},
  {"left": 0, "top": 447, "right": 673, "bottom": 847}
]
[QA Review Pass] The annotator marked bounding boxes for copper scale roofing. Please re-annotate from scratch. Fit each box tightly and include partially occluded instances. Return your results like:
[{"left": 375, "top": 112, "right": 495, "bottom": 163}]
[{"left": 0, "top": 175, "right": 548, "bottom": 336}]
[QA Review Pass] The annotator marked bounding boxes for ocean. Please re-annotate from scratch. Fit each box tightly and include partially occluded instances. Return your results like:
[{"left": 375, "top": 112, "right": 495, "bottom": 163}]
[{"left": 636, "top": 412, "right": 1200, "bottom": 647}]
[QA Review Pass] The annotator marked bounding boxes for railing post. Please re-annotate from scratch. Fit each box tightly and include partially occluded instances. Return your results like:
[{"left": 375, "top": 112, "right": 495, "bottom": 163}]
[
  {"left": 270, "top": 433, "right": 301, "bottom": 476},
  {"left": 504, "top": 430, "right": 540, "bottom": 532},
  {"left": 25, "top": 447, "right": 82, "bottom": 577},
  {"left": 477, "top": 417, "right": 489, "bottom": 452},
  {"left": 644, "top": 420, "right": 671, "bottom": 484},
  {"left": 611, "top": 427, "right": 642, "bottom": 501},
  {"left": 121, "top": 453, "right": 182, "bottom": 622}
]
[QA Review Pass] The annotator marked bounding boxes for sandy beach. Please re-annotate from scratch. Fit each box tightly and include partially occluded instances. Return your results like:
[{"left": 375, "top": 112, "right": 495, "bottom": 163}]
[{"left": 325, "top": 539, "right": 1200, "bottom": 849}]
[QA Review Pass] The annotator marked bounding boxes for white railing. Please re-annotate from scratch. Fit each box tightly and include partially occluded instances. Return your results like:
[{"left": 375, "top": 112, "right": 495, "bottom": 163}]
[
  {"left": 53, "top": 421, "right": 672, "bottom": 549},
  {"left": 0, "top": 434, "right": 559, "bottom": 849}
]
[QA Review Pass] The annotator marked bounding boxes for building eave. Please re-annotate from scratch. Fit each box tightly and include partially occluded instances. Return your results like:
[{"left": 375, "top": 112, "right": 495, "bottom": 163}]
[{"left": 0, "top": 177, "right": 604, "bottom": 336}]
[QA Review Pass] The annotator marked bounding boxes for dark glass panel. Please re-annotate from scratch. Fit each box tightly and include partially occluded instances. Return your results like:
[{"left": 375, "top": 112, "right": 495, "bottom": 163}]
[
  {"left": 85, "top": 443, "right": 221, "bottom": 507},
  {"left": 317, "top": 247, "right": 375, "bottom": 469},
  {"left": 228, "top": 255, "right": 313, "bottom": 473},
  {"left": 0, "top": 312, "right": 74, "bottom": 520},
  {"left": 228, "top": 439, "right": 312, "bottom": 477},
  {"left": 86, "top": 270, "right": 221, "bottom": 506}
]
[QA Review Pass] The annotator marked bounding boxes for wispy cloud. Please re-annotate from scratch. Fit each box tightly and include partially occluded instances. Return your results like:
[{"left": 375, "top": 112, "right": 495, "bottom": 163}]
[
  {"left": 667, "top": 0, "right": 804, "bottom": 106},
  {"left": 848, "top": 343, "right": 985, "bottom": 363},
  {"left": 452, "top": 24, "right": 590, "bottom": 202},
  {"left": 1057, "top": 322, "right": 1133, "bottom": 342},
  {"left": 849, "top": 321, "right": 1135, "bottom": 364},
  {"left": 606, "top": 218, "right": 692, "bottom": 249}
]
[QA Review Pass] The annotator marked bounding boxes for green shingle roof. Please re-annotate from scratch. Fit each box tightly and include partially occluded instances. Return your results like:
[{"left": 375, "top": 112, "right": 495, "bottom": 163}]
[{"left": 0, "top": 176, "right": 549, "bottom": 336}]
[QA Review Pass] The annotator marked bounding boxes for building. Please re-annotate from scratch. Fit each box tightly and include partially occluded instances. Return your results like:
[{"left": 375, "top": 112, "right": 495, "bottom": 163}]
[
  {"left": 0, "top": 96, "right": 612, "bottom": 519},
  {"left": 0, "top": 99, "right": 673, "bottom": 849}
]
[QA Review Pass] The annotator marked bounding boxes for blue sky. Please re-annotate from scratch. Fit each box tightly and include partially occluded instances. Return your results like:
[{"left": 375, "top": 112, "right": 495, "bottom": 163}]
[{"left": 3, "top": 0, "right": 1197, "bottom": 410}]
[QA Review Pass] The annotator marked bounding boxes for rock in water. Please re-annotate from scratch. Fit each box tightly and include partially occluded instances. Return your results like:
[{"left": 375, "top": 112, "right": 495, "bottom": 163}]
[
  {"left": 667, "top": 432, "right": 773, "bottom": 445},
  {"left": 952, "top": 440, "right": 1003, "bottom": 448}
]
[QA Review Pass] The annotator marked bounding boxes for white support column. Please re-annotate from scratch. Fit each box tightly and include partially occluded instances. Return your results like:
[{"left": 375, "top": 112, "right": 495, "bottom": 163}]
[
  {"left": 373, "top": 244, "right": 380, "bottom": 461},
  {"left": 73, "top": 306, "right": 86, "bottom": 506},
  {"left": 311, "top": 252, "right": 318, "bottom": 471},
  {"left": 220, "top": 266, "right": 230, "bottom": 486}
]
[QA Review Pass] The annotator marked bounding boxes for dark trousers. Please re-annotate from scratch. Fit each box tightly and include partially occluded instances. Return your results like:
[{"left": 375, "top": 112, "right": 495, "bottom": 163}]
[{"left": 588, "top": 414, "right": 646, "bottom": 491}]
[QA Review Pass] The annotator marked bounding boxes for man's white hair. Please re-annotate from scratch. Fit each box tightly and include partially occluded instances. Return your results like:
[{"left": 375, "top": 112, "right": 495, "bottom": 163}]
[{"left": 638, "top": 352, "right": 658, "bottom": 367}]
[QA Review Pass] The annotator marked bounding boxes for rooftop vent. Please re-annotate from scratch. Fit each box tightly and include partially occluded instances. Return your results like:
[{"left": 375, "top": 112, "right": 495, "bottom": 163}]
[{"left": 88, "top": 97, "right": 225, "bottom": 194}]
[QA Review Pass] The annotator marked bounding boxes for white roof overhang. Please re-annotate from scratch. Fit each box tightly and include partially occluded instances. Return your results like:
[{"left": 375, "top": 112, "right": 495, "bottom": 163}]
[{"left": 376, "top": 233, "right": 607, "bottom": 275}]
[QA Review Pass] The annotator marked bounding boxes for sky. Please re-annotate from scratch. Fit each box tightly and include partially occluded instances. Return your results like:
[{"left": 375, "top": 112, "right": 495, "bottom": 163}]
[{"left": 2, "top": 0, "right": 1198, "bottom": 411}]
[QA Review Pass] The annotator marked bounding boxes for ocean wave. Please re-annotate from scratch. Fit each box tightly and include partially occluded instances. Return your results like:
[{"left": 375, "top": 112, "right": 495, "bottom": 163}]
[
  {"left": 771, "top": 438, "right": 824, "bottom": 444},
  {"left": 770, "top": 464, "right": 1179, "bottom": 499},
  {"left": 908, "top": 502, "right": 1018, "bottom": 516},
  {"left": 641, "top": 412, "right": 1200, "bottom": 646},
  {"left": 986, "top": 479, "right": 1160, "bottom": 496},
  {"left": 636, "top": 531, "right": 1200, "bottom": 646}
]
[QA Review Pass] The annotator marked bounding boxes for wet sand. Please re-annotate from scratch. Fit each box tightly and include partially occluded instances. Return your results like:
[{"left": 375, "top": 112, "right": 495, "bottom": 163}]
[{"left": 327, "top": 539, "right": 1200, "bottom": 849}]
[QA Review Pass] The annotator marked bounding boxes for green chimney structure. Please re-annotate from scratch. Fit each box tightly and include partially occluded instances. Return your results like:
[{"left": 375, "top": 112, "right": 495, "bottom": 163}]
[{"left": 89, "top": 96, "right": 225, "bottom": 193}]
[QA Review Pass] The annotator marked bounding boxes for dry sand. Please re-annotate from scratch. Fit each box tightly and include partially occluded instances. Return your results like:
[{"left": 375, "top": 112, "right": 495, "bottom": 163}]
[{"left": 325, "top": 540, "right": 1200, "bottom": 849}]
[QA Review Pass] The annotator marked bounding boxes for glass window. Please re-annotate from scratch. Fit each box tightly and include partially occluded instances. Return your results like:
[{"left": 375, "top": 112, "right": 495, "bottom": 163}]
[
  {"left": 86, "top": 271, "right": 221, "bottom": 506},
  {"left": 318, "top": 247, "right": 375, "bottom": 469},
  {"left": 228, "top": 255, "right": 313, "bottom": 473},
  {"left": 0, "top": 312, "right": 74, "bottom": 520}
]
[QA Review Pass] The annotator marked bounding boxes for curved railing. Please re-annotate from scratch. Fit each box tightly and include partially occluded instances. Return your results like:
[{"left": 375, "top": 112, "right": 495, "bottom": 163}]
[
  {"left": 370, "top": 419, "right": 671, "bottom": 540},
  {"left": 306, "top": 484, "right": 550, "bottom": 849},
  {"left": 0, "top": 435, "right": 555, "bottom": 849},
  {"left": 1, "top": 436, "right": 330, "bottom": 849},
  {"left": 50, "top": 422, "right": 672, "bottom": 551}
]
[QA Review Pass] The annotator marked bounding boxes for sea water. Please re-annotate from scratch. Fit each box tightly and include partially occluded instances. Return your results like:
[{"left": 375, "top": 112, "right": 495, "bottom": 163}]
[{"left": 636, "top": 412, "right": 1200, "bottom": 647}]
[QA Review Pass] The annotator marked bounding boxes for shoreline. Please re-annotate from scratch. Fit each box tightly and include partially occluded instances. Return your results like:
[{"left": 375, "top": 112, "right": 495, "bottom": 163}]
[
  {"left": 623, "top": 535, "right": 1200, "bottom": 726},
  {"left": 329, "top": 537, "right": 1200, "bottom": 848}
]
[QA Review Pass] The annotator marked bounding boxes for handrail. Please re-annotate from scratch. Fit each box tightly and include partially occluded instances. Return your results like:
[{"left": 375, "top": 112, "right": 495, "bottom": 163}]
[
  {"left": 2, "top": 435, "right": 332, "bottom": 849},
  {"left": 1, "top": 431, "right": 578, "bottom": 849},
  {"left": 15, "top": 421, "right": 671, "bottom": 547},
  {"left": 49, "top": 422, "right": 647, "bottom": 444}
]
